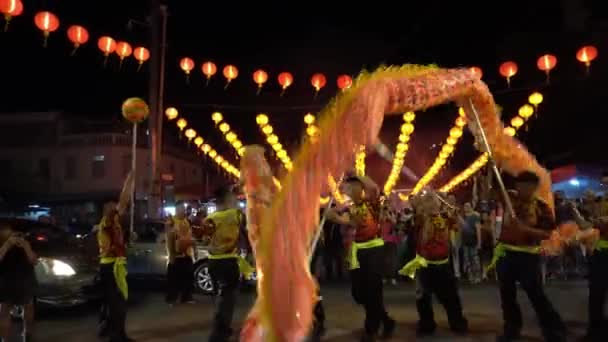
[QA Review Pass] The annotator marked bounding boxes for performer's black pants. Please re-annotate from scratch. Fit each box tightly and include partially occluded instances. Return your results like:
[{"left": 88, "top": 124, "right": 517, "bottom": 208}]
[
  {"left": 166, "top": 256, "right": 194, "bottom": 303},
  {"left": 99, "top": 263, "right": 128, "bottom": 341},
  {"left": 587, "top": 249, "right": 608, "bottom": 340},
  {"left": 350, "top": 246, "right": 390, "bottom": 335},
  {"left": 497, "top": 251, "right": 566, "bottom": 341},
  {"left": 208, "top": 258, "right": 240, "bottom": 342},
  {"left": 415, "top": 263, "right": 467, "bottom": 332}
]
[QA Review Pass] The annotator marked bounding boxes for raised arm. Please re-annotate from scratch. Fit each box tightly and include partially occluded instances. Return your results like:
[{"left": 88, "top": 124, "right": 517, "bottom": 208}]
[{"left": 117, "top": 171, "right": 135, "bottom": 216}]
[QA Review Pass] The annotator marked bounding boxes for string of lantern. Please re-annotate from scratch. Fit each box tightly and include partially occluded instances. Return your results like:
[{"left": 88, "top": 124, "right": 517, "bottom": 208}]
[
  {"left": 255, "top": 114, "right": 293, "bottom": 171},
  {"left": 383, "top": 112, "right": 416, "bottom": 195},
  {"left": 438, "top": 92, "right": 542, "bottom": 192},
  {"left": 409, "top": 110, "right": 467, "bottom": 195},
  {"left": 210, "top": 112, "right": 246, "bottom": 156},
  {"left": 164, "top": 106, "right": 240, "bottom": 179}
]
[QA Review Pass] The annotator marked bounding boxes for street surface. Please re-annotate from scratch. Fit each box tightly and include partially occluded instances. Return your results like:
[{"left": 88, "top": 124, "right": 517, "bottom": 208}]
[{"left": 31, "top": 280, "right": 589, "bottom": 341}]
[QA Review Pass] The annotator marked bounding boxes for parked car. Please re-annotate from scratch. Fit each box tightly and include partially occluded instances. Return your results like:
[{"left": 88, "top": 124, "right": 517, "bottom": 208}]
[
  {"left": 128, "top": 220, "right": 255, "bottom": 295},
  {"left": 0, "top": 218, "right": 99, "bottom": 317}
]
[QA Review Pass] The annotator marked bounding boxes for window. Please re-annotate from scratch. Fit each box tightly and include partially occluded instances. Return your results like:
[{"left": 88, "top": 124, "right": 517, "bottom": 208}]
[
  {"left": 92, "top": 157, "right": 105, "bottom": 179},
  {"left": 65, "top": 156, "right": 77, "bottom": 180},
  {"left": 39, "top": 158, "right": 50, "bottom": 180}
]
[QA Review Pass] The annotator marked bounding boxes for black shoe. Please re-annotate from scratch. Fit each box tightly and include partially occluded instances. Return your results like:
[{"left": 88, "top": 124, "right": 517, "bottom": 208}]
[{"left": 380, "top": 318, "right": 396, "bottom": 339}]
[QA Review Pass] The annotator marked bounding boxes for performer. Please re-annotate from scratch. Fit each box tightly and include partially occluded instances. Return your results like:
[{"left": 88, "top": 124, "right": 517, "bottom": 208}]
[
  {"left": 488, "top": 171, "right": 566, "bottom": 342},
  {"left": 165, "top": 203, "right": 195, "bottom": 305},
  {"left": 326, "top": 175, "right": 395, "bottom": 342},
  {"left": 97, "top": 171, "right": 135, "bottom": 342},
  {"left": 399, "top": 192, "right": 468, "bottom": 336},
  {"left": 202, "top": 185, "right": 252, "bottom": 342}
]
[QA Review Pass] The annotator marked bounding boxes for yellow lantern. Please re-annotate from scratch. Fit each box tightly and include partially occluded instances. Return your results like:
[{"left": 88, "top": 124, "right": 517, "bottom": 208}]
[
  {"left": 267, "top": 135, "right": 279, "bottom": 144},
  {"left": 211, "top": 112, "right": 223, "bottom": 124},
  {"left": 304, "top": 113, "right": 315, "bottom": 125},
  {"left": 256, "top": 114, "right": 269, "bottom": 125},
  {"left": 208, "top": 149, "right": 217, "bottom": 158},
  {"left": 449, "top": 127, "right": 463, "bottom": 138},
  {"left": 458, "top": 107, "right": 465, "bottom": 117},
  {"left": 528, "top": 92, "right": 543, "bottom": 107},
  {"left": 184, "top": 128, "right": 196, "bottom": 141},
  {"left": 215, "top": 155, "right": 224, "bottom": 164},
  {"left": 262, "top": 125, "right": 273, "bottom": 135},
  {"left": 442, "top": 144, "right": 454, "bottom": 154},
  {"left": 277, "top": 150, "right": 287, "bottom": 159},
  {"left": 518, "top": 104, "right": 534, "bottom": 119},
  {"left": 397, "top": 143, "right": 408, "bottom": 152},
  {"left": 176, "top": 118, "right": 187, "bottom": 131},
  {"left": 398, "top": 134, "right": 409, "bottom": 143},
  {"left": 194, "top": 136, "right": 204, "bottom": 147},
  {"left": 446, "top": 136, "right": 458, "bottom": 145},
  {"left": 201, "top": 144, "right": 211, "bottom": 153},
  {"left": 232, "top": 140, "right": 243, "bottom": 149},
  {"left": 455, "top": 116, "right": 466, "bottom": 127},
  {"left": 225, "top": 132, "right": 237, "bottom": 142},
  {"left": 272, "top": 143, "right": 282, "bottom": 151},
  {"left": 221, "top": 161, "right": 229, "bottom": 168},
  {"left": 403, "top": 111, "right": 416, "bottom": 122},
  {"left": 401, "top": 123, "right": 415, "bottom": 135},
  {"left": 503, "top": 127, "right": 516, "bottom": 136},
  {"left": 511, "top": 116, "right": 524, "bottom": 128},
  {"left": 306, "top": 126, "right": 318, "bottom": 137},
  {"left": 219, "top": 123, "right": 230, "bottom": 133},
  {"left": 165, "top": 107, "right": 178, "bottom": 120}
]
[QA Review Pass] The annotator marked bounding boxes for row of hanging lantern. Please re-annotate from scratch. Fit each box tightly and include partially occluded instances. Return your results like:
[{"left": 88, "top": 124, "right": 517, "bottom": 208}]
[
  {"left": 409, "top": 110, "right": 467, "bottom": 196},
  {"left": 210, "top": 112, "right": 245, "bottom": 156},
  {"left": 164, "top": 106, "right": 240, "bottom": 178},
  {"left": 439, "top": 92, "right": 543, "bottom": 192},
  {"left": 255, "top": 114, "right": 293, "bottom": 171},
  {"left": 303, "top": 112, "right": 319, "bottom": 141},
  {"left": 383, "top": 112, "right": 416, "bottom": 195},
  {"left": 355, "top": 146, "right": 366, "bottom": 176},
  {"left": 468, "top": 45, "right": 599, "bottom": 86},
  {"left": 179, "top": 57, "right": 353, "bottom": 94},
  {"left": 0, "top": 2, "right": 151, "bottom": 69}
]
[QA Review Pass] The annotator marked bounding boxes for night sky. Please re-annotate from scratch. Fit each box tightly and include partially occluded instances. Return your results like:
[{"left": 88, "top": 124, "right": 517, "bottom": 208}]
[{"left": 1, "top": 0, "right": 606, "bottom": 190}]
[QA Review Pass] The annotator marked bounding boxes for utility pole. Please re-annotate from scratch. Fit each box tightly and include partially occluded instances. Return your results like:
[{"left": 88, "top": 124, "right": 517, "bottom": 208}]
[{"left": 147, "top": 0, "right": 168, "bottom": 218}]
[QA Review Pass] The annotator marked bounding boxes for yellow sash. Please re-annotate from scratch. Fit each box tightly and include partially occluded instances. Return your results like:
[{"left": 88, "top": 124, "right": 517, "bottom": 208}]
[
  {"left": 484, "top": 242, "right": 540, "bottom": 275},
  {"left": 348, "top": 238, "right": 384, "bottom": 270},
  {"left": 100, "top": 256, "right": 128, "bottom": 300},
  {"left": 208, "top": 252, "right": 255, "bottom": 279},
  {"left": 596, "top": 239, "right": 608, "bottom": 251},
  {"left": 398, "top": 254, "right": 449, "bottom": 279}
]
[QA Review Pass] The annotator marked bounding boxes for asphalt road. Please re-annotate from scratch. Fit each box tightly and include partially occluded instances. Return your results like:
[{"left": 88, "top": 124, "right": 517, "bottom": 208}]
[{"left": 19, "top": 280, "right": 591, "bottom": 341}]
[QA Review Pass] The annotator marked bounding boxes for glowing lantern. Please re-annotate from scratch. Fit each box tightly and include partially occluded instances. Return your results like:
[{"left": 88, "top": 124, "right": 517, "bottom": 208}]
[
  {"left": 499, "top": 61, "right": 518, "bottom": 87},
  {"left": 528, "top": 92, "right": 543, "bottom": 108},
  {"left": 211, "top": 112, "right": 223, "bottom": 124},
  {"left": 201, "top": 144, "right": 211, "bottom": 153},
  {"left": 277, "top": 72, "right": 294, "bottom": 95},
  {"left": 447, "top": 136, "right": 458, "bottom": 145},
  {"left": 219, "top": 122, "right": 230, "bottom": 133},
  {"left": 115, "top": 41, "right": 132, "bottom": 67},
  {"left": 503, "top": 127, "right": 516, "bottom": 137},
  {"left": 67, "top": 25, "right": 89, "bottom": 54},
  {"left": 201, "top": 61, "right": 217, "bottom": 84},
  {"left": 34, "top": 11, "right": 60, "bottom": 47},
  {"left": 256, "top": 114, "right": 269, "bottom": 125},
  {"left": 518, "top": 104, "right": 534, "bottom": 119},
  {"left": 310, "top": 73, "right": 327, "bottom": 93},
  {"left": 262, "top": 125, "right": 273, "bottom": 135},
  {"left": 455, "top": 116, "right": 466, "bottom": 127},
  {"left": 337, "top": 74, "right": 353, "bottom": 90},
  {"left": 576, "top": 45, "right": 598, "bottom": 73},
  {"left": 121, "top": 98, "right": 150, "bottom": 124},
  {"left": 225, "top": 132, "right": 237, "bottom": 142},
  {"left": 403, "top": 112, "right": 416, "bottom": 122},
  {"left": 208, "top": 150, "right": 217, "bottom": 158},
  {"left": 253, "top": 69, "right": 268, "bottom": 94},
  {"left": 98, "top": 36, "right": 116, "bottom": 65},
  {"left": 401, "top": 123, "right": 414, "bottom": 135},
  {"left": 180, "top": 57, "right": 195, "bottom": 76},
  {"left": 164, "top": 107, "right": 178, "bottom": 120},
  {"left": 306, "top": 126, "right": 318, "bottom": 137},
  {"left": 469, "top": 66, "right": 483, "bottom": 79},
  {"left": 449, "top": 127, "right": 463, "bottom": 139},
  {"left": 511, "top": 116, "right": 524, "bottom": 128},
  {"left": 0, "top": 0, "right": 23, "bottom": 31},
  {"left": 536, "top": 54, "right": 557, "bottom": 82},
  {"left": 223, "top": 65, "right": 238, "bottom": 88},
  {"left": 133, "top": 47, "right": 150, "bottom": 71},
  {"left": 304, "top": 113, "right": 315, "bottom": 125},
  {"left": 176, "top": 118, "right": 187, "bottom": 131},
  {"left": 194, "top": 136, "right": 204, "bottom": 147},
  {"left": 184, "top": 128, "right": 196, "bottom": 141}
]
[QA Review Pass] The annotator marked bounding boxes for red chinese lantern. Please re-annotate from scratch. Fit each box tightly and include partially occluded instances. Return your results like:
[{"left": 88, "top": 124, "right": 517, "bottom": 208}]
[
  {"left": 201, "top": 61, "right": 217, "bottom": 85},
  {"left": 223, "top": 65, "right": 238, "bottom": 89},
  {"left": 469, "top": 66, "right": 483, "bottom": 79},
  {"left": 133, "top": 47, "right": 150, "bottom": 71},
  {"left": 0, "top": 0, "right": 23, "bottom": 31},
  {"left": 34, "top": 11, "right": 60, "bottom": 47},
  {"left": 66, "top": 25, "right": 89, "bottom": 54},
  {"left": 278, "top": 72, "right": 293, "bottom": 96},
  {"left": 121, "top": 97, "right": 150, "bottom": 124},
  {"left": 115, "top": 41, "right": 132, "bottom": 67},
  {"left": 576, "top": 45, "right": 598, "bottom": 73},
  {"left": 98, "top": 36, "right": 116, "bottom": 65},
  {"left": 337, "top": 74, "right": 352, "bottom": 90},
  {"left": 310, "top": 73, "right": 327, "bottom": 93},
  {"left": 253, "top": 69, "right": 268, "bottom": 94},
  {"left": 536, "top": 54, "right": 557, "bottom": 83},
  {"left": 180, "top": 57, "right": 195, "bottom": 74},
  {"left": 499, "top": 61, "right": 518, "bottom": 87}
]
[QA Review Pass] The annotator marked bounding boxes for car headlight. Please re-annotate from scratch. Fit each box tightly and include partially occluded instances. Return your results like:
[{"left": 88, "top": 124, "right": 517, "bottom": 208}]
[{"left": 39, "top": 258, "right": 76, "bottom": 277}]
